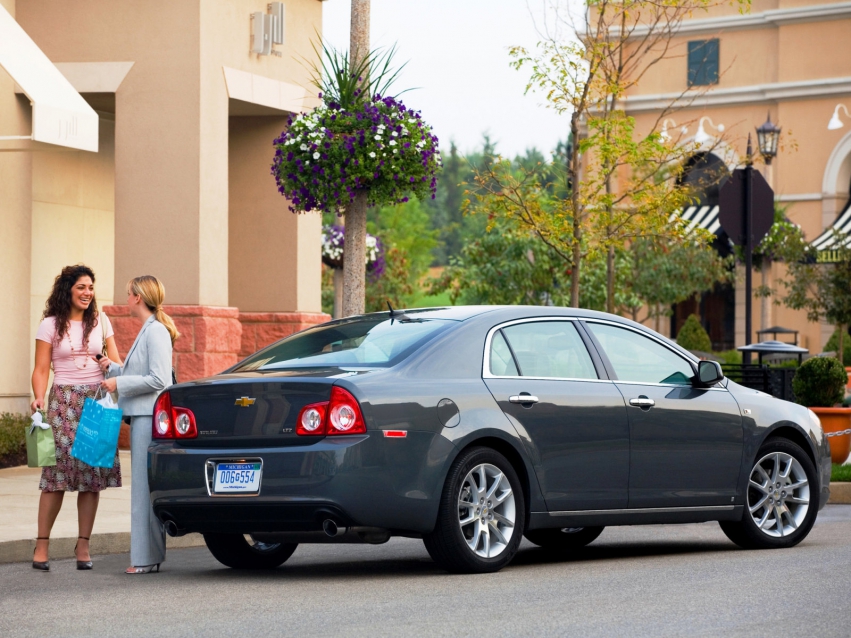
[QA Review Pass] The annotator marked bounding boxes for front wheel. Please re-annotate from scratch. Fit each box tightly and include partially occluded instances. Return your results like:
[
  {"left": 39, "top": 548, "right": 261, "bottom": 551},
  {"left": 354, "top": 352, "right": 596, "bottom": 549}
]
[
  {"left": 203, "top": 533, "right": 297, "bottom": 569},
  {"left": 524, "top": 526, "right": 604, "bottom": 550},
  {"left": 424, "top": 447, "right": 525, "bottom": 574},
  {"left": 719, "top": 438, "right": 818, "bottom": 550}
]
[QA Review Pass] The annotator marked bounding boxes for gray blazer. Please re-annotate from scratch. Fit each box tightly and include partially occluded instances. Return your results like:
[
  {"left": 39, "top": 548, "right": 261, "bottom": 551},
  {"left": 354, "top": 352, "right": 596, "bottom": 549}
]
[{"left": 107, "top": 315, "right": 173, "bottom": 416}]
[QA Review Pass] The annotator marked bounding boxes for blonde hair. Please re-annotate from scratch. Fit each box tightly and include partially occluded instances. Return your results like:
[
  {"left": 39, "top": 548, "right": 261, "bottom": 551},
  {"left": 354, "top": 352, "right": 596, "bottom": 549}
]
[{"left": 128, "top": 275, "right": 180, "bottom": 344}]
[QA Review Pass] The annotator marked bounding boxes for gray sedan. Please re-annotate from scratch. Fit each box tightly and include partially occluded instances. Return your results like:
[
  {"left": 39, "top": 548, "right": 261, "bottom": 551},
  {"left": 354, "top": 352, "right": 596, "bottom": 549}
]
[{"left": 148, "top": 306, "right": 831, "bottom": 573}]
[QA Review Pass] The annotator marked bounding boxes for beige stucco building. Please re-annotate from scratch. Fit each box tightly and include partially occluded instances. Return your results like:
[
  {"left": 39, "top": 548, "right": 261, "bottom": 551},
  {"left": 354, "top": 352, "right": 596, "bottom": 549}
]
[
  {"left": 0, "top": 0, "right": 329, "bottom": 414},
  {"left": 622, "top": 0, "right": 851, "bottom": 353}
]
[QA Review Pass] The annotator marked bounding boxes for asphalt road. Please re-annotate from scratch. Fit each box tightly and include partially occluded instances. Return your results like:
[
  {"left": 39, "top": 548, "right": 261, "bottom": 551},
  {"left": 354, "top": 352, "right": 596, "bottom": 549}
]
[{"left": 3, "top": 506, "right": 851, "bottom": 638}]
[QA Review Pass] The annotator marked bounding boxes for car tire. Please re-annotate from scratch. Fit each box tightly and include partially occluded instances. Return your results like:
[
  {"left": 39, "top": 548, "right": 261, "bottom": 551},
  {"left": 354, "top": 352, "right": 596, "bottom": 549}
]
[
  {"left": 203, "top": 533, "right": 298, "bottom": 569},
  {"left": 423, "top": 446, "right": 525, "bottom": 574},
  {"left": 719, "top": 438, "right": 819, "bottom": 550},
  {"left": 524, "top": 526, "right": 604, "bottom": 550}
]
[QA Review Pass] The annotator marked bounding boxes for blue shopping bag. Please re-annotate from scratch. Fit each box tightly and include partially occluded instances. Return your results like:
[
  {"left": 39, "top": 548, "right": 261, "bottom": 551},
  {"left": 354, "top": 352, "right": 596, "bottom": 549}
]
[{"left": 71, "top": 391, "right": 123, "bottom": 468}]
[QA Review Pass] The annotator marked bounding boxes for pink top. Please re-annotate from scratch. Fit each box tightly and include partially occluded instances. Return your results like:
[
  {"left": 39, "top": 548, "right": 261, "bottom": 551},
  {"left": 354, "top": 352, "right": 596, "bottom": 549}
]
[{"left": 36, "top": 314, "right": 114, "bottom": 385}]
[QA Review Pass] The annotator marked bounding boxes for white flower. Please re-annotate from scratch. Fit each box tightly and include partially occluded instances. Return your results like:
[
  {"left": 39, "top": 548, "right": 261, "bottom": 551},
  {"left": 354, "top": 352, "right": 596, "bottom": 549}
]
[
  {"left": 374, "top": 134, "right": 382, "bottom": 140},
  {"left": 369, "top": 151, "right": 376, "bottom": 158},
  {"left": 391, "top": 131, "right": 398, "bottom": 137},
  {"left": 305, "top": 160, "right": 310, "bottom": 166},
  {"left": 393, "top": 149, "right": 398, "bottom": 154},
  {"left": 389, "top": 140, "right": 397, "bottom": 146},
  {"left": 313, "top": 152, "right": 320, "bottom": 159},
  {"left": 300, "top": 144, "right": 308, "bottom": 151}
]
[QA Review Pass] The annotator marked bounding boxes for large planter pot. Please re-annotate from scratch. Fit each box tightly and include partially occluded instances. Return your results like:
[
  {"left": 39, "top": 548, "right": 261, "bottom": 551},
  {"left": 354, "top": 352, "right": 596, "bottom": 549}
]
[{"left": 811, "top": 407, "right": 851, "bottom": 465}]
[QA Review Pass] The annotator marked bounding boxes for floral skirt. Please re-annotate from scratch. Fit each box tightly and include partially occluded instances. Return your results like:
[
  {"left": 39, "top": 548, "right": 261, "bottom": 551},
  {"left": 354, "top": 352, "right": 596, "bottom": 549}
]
[{"left": 39, "top": 383, "right": 122, "bottom": 492}]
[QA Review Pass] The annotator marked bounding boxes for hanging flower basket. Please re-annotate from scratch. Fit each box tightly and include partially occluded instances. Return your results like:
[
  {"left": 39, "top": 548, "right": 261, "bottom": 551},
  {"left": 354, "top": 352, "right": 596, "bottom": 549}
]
[
  {"left": 272, "top": 94, "right": 441, "bottom": 214},
  {"left": 322, "top": 225, "right": 385, "bottom": 278}
]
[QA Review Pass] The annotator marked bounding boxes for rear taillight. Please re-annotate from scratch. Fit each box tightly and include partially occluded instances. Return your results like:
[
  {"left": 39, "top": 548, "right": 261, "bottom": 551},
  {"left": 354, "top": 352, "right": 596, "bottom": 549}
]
[
  {"left": 295, "top": 386, "right": 366, "bottom": 436},
  {"left": 152, "top": 392, "right": 198, "bottom": 439}
]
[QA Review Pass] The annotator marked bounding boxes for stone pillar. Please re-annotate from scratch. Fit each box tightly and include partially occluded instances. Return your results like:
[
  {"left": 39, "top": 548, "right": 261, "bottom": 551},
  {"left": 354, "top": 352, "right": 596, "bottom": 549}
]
[
  {"left": 103, "top": 305, "right": 242, "bottom": 383},
  {"left": 0, "top": 0, "right": 33, "bottom": 413},
  {"left": 239, "top": 312, "right": 330, "bottom": 357}
]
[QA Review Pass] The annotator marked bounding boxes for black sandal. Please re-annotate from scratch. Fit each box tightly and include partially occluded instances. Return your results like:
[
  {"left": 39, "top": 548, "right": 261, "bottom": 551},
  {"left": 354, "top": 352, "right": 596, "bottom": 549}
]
[
  {"left": 32, "top": 537, "right": 49, "bottom": 571},
  {"left": 75, "top": 536, "right": 93, "bottom": 570}
]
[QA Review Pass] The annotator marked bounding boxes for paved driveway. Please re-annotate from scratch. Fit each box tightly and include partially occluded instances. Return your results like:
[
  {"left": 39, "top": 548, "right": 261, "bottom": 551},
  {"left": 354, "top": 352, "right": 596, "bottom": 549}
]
[{"left": 3, "top": 506, "right": 851, "bottom": 637}]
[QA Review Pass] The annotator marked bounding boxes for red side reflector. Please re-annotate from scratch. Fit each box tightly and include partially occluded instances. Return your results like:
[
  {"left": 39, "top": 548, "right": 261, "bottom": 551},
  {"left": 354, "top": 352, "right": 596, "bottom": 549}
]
[{"left": 383, "top": 430, "right": 407, "bottom": 438}]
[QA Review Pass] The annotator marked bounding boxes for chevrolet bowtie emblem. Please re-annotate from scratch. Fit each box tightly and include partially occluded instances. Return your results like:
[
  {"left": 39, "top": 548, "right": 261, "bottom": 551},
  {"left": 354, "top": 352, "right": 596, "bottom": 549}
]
[{"left": 234, "top": 396, "right": 256, "bottom": 407}]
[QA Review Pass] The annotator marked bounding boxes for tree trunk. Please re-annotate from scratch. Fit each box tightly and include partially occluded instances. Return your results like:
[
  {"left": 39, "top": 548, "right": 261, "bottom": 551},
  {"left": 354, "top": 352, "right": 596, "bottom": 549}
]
[
  {"left": 342, "top": 191, "right": 368, "bottom": 316},
  {"left": 839, "top": 323, "right": 845, "bottom": 366},
  {"left": 760, "top": 261, "right": 771, "bottom": 331},
  {"left": 570, "top": 242, "right": 581, "bottom": 307},
  {"left": 350, "top": 0, "right": 370, "bottom": 67},
  {"left": 606, "top": 244, "right": 615, "bottom": 314},
  {"left": 341, "top": 0, "right": 370, "bottom": 317}
]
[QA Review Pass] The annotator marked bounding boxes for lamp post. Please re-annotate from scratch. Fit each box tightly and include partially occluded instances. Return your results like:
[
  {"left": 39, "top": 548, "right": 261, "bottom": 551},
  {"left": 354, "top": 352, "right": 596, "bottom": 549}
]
[{"left": 755, "top": 113, "right": 781, "bottom": 334}]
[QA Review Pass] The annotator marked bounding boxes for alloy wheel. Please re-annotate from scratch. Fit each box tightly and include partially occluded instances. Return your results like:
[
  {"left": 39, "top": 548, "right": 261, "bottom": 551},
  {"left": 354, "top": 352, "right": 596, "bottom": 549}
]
[
  {"left": 456, "top": 463, "right": 516, "bottom": 558},
  {"left": 747, "top": 451, "right": 810, "bottom": 538}
]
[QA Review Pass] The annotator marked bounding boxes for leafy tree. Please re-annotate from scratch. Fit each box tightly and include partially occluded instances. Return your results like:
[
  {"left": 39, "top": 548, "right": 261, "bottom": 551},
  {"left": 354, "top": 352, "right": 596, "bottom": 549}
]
[
  {"left": 780, "top": 237, "right": 851, "bottom": 365},
  {"left": 470, "top": 0, "right": 749, "bottom": 311},
  {"left": 824, "top": 328, "right": 851, "bottom": 365},
  {"left": 623, "top": 238, "right": 733, "bottom": 330}
]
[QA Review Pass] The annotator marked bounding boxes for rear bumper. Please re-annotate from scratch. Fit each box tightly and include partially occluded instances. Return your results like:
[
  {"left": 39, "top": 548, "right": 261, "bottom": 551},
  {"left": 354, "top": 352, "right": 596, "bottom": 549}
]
[{"left": 148, "top": 432, "right": 455, "bottom": 536}]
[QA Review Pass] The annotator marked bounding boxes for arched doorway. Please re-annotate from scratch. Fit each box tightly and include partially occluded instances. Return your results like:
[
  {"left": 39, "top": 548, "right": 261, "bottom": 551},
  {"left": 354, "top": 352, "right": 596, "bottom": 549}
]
[{"left": 671, "top": 152, "right": 736, "bottom": 351}]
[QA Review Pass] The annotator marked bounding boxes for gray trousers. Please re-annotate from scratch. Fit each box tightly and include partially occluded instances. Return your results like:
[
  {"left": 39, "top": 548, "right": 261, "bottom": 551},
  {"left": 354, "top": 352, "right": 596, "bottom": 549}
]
[{"left": 130, "top": 416, "right": 166, "bottom": 566}]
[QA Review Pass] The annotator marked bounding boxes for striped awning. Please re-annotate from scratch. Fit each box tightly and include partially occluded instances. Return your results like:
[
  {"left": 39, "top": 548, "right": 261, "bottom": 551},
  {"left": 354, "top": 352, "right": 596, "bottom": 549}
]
[
  {"left": 811, "top": 203, "right": 851, "bottom": 262},
  {"left": 670, "top": 205, "right": 722, "bottom": 235}
]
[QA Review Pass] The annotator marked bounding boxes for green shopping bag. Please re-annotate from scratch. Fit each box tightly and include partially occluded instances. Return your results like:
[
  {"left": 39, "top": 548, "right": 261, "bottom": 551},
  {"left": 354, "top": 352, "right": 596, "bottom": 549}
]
[{"left": 26, "top": 412, "right": 56, "bottom": 468}]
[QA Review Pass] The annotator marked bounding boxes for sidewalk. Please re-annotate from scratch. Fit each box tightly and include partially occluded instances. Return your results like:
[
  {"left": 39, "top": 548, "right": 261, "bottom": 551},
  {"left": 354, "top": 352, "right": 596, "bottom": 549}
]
[{"left": 0, "top": 451, "right": 203, "bottom": 564}]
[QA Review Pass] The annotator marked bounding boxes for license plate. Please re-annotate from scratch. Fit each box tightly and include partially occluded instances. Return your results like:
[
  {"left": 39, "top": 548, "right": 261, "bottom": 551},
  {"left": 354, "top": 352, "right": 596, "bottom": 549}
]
[{"left": 213, "top": 462, "right": 262, "bottom": 494}]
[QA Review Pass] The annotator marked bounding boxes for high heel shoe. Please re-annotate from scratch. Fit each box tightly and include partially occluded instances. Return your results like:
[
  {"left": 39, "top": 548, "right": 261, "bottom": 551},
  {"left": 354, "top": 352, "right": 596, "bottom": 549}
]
[
  {"left": 125, "top": 564, "right": 160, "bottom": 574},
  {"left": 32, "top": 537, "right": 49, "bottom": 571},
  {"left": 75, "top": 536, "right": 93, "bottom": 570}
]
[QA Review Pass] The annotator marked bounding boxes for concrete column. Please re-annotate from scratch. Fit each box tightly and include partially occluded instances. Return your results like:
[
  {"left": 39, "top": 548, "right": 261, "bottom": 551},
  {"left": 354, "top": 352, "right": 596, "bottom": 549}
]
[{"left": 0, "top": 89, "right": 32, "bottom": 414}]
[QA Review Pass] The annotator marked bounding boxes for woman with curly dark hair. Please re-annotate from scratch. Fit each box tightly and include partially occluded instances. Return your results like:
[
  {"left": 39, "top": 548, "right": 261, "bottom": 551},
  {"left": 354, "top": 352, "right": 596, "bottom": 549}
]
[{"left": 30, "top": 265, "right": 123, "bottom": 571}]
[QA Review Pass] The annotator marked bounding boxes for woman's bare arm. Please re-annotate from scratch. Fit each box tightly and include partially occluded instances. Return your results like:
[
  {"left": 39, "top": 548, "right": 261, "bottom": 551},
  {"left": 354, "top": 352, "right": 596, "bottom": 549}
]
[{"left": 31, "top": 340, "right": 52, "bottom": 413}]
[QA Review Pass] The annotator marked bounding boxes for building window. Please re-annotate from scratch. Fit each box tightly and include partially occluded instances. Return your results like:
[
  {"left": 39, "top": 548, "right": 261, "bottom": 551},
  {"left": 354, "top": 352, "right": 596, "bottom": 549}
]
[{"left": 687, "top": 39, "right": 719, "bottom": 86}]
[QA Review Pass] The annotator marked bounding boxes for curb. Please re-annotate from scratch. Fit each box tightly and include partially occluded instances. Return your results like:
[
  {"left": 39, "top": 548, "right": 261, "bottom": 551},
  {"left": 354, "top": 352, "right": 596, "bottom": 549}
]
[
  {"left": 0, "top": 532, "right": 205, "bottom": 565},
  {"left": 829, "top": 481, "right": 851, "bottom": 504}
]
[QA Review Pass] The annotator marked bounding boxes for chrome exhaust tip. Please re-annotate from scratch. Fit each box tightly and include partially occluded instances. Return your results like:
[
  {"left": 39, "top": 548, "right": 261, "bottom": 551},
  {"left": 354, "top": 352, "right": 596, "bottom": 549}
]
[
  {"left": 322, "top": 519, "right": 347, "bottom": 537},
  {"left": 163, "top": 520, "right": 179, "bottom": 537}
]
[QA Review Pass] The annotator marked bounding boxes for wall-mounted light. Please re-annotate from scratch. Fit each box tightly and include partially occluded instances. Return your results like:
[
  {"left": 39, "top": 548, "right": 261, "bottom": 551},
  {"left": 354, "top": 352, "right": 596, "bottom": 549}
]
[
  {"left": 694, "top": 116, "right": 724, "bottom": 145},
  {"left": 828, "top": 104, "right": 850, "bottom": 130},
  {"left": 660, "top": 118, "right": 689, "bottom": 142},
  {"left": 251, "top": 2, "right": 285, "bottom": 57}
]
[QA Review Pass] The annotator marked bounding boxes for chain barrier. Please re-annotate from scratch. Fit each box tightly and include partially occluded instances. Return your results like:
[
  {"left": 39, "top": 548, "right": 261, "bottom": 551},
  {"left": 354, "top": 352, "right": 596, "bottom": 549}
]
[{"left": 825, "top": 429, "right": 851, "bottom": 438}]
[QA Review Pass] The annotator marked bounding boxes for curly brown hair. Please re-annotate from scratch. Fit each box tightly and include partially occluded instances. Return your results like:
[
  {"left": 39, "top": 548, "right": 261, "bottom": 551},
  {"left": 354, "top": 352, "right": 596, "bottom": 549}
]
[{"left": 42, "top": 265, "right": 99, "bottom": 349}]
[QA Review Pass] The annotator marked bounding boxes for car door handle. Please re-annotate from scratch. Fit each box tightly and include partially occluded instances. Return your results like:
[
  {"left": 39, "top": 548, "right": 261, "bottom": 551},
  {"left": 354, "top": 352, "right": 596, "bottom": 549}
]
[
  {"left": 509, "top": 395, "right": 539, "bottom": 404},
  {"left": 629, "top": 397, "right": 655, "bottom": 408}
]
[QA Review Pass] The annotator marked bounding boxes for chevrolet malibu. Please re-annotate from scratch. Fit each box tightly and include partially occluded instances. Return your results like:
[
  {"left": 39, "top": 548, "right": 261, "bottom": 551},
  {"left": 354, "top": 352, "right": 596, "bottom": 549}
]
[{"left": 148, "top": 306, "right": 831, "bottom": 573}]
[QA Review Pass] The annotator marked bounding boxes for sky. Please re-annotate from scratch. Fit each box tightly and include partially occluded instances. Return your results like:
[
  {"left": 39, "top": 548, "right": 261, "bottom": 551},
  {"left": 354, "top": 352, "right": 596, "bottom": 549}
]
[{"left": 321, "top": 0, "right": 570, "bottom": 159}]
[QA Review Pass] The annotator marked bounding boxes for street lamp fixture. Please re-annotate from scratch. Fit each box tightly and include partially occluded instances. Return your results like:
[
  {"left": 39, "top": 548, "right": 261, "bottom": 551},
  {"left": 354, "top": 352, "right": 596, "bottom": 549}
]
[
  {"left": 828, "top": 104, "right": 850, "bottom": 130},
  {"left": 755, "top": 112, "right": 781, "bottom": 165},
  {"left": 694, "top": 116, "right": 724, "bottom": 145}
]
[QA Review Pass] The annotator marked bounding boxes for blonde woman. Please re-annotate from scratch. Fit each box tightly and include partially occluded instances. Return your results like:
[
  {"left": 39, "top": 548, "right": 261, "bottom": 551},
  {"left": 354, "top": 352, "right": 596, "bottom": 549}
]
[
  {"left": 98, "top": 275, "right": 178, "bottom": 574},
  {"left": 31, "top": 265, "right": 123, "bottom": 571}
]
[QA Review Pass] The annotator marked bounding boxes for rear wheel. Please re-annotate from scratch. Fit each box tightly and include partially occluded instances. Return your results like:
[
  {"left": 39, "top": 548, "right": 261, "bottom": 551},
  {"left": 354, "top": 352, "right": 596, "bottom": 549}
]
[
  {"left": 720, "top": 438, "right": 818, "bottom": 550},
  {"left": 524, "top": 526, "right": 604, "bottom": 550},
  {"left": 203, "top": 533, "right": 297, "bottom": 569},
  {"left": 424, "top": 447, "right": 525, "bottom": 574}
]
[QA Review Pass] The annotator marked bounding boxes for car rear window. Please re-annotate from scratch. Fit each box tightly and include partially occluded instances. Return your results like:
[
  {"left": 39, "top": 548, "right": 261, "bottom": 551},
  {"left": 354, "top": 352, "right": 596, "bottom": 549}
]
[{"left": 233, "top": 316, "right": 454, "bottom": 371}]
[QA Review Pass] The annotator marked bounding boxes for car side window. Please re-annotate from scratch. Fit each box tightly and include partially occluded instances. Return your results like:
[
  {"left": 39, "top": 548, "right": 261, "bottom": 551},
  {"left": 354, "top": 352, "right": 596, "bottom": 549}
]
[
  {"left": 489, "top": 330, "right": 519, "bottom": 376},
  {"left": 585, "top": 322, "right": 694, "bottom": 385},
  {"left": 500, "top": 321, "right": 598, "bottom": 380}
]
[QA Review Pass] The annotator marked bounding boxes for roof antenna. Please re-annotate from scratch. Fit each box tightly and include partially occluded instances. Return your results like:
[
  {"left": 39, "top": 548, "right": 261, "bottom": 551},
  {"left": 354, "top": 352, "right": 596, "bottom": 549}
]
[{"left": 387, "top": 301, "right": 411, "bottom": 323}]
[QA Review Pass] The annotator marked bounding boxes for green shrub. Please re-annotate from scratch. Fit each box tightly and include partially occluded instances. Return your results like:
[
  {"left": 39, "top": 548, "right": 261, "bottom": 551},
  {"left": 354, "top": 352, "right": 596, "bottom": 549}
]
[
  {"left": 715, "top": 349, "right": 742, "bottom": 365},
  {"left": 792, "top": 356, "right": 847, "bottom": 407},
  {"left": 824, "top": 328, "right": 851, "bottom": 364},
  {"left": 676, "top": 314, "right": 712, "bottom": 353},
  {"left": 0, "top": 412, "right": 28, "bottom": 457}
]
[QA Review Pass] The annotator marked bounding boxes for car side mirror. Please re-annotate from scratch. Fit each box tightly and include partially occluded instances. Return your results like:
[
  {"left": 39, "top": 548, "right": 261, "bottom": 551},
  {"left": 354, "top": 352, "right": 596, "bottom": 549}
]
[{"left": 696, "top": 360, "right": 723, "bottom": 387}]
